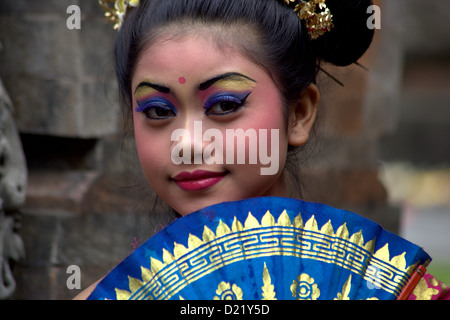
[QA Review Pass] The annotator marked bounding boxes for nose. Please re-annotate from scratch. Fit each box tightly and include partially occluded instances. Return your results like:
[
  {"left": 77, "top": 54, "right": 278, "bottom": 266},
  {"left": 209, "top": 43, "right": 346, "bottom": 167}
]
[{"left": 170, "top": 120, "right": 206, "bottom": 165}]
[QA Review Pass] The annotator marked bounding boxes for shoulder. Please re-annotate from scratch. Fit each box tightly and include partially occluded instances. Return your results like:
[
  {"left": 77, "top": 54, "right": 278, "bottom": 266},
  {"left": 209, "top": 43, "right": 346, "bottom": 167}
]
[{"left": 73, "top": 279, "right": 102, "bottom": 300}]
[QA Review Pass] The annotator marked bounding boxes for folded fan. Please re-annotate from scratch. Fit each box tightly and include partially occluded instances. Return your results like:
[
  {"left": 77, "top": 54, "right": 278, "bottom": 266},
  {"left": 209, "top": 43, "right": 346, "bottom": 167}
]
[{"left": 88, "top": 197, "right": 431, "bottom": 300}]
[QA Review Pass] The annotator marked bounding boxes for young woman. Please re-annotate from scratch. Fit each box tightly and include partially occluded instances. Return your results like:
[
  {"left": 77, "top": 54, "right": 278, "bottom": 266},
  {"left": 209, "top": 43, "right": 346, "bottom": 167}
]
[{"left": 76, "top": 0, "right": 448, "bottom": 300}]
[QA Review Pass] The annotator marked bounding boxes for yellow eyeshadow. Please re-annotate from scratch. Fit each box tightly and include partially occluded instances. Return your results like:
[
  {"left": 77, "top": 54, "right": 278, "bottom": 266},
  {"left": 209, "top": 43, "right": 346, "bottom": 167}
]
[
  {"left": 134, "top": 86, "right": 158, "bottom": 100},
  {"left": 212, "top": 78, "right": 256, "bottom": 91}
]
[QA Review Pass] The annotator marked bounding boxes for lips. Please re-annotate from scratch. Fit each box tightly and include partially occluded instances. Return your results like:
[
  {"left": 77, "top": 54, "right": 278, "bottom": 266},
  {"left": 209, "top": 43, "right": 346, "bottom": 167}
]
[{"left": 172, "top": 170, "right": 228, "bottom": 191}]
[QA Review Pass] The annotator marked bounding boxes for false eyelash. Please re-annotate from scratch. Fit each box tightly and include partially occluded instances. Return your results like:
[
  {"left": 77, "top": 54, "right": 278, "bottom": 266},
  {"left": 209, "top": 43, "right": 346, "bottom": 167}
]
[
  {"left": 135, "top": 97, "right": 178, "bottom": 114},
  {"left": 135, "top": 97, "right": 178, "bottom": 120},
  {"left": 203, "top": 91, "right": 251, "bottom": 113}
]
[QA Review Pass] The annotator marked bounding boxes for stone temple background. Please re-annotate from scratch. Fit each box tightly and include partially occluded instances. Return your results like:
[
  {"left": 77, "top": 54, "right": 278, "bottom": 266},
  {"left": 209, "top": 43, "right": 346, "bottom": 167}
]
[{"left": 0, "top": 0, "right": 448, "bottom": 299}]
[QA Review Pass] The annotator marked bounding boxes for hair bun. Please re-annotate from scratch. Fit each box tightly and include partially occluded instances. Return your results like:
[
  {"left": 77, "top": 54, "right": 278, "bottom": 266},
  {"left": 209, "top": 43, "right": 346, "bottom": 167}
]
[{"left": 312, "top": 0, "right": 375, "bottom": 66}]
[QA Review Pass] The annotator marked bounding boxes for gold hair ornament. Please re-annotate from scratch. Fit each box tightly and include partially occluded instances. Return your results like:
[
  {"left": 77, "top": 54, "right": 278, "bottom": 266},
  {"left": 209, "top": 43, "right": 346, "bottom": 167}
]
[
  {"left": 284, "top": 0, "right": 334, "bottom": 39},
  {"left": 99, "top": 0, "right": 139, "bottom": 30},
  {"left": 99, "top": 0, "right": 333, "bottom": 39}
]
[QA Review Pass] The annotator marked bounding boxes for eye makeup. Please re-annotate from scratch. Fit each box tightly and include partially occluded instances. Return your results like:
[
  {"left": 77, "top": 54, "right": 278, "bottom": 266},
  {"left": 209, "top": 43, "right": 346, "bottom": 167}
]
[
  {"left": 134, "top": 80, "right": 177, "bottom": 120},
  {"left": 133, "top": 73, "right": 256, "bottom": 118},
  {"left": 203, "top": 91, "right": 252, "bottom": 115},
  {"left": 198, "top": 72, "right": 256, "bottom": 91},
  {"left": 199, "top": 73, "right": 255, "bottom": 116},
  {"left": 135, "top": 97, "right": 178, "bottom": 120},
  {"left": 135, "top": 81, "right": 170, "bottom": 96}
]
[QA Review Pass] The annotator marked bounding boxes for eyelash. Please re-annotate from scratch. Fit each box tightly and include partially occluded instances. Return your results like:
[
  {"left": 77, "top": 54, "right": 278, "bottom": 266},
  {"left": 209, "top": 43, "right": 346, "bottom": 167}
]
[
  {"left": 135, "top": 91, "right": 251, "bottom": 120},
  {"left": 203, "top": 91, "right": 251, "bottom": 116},
  {"left": 135, "top": 97, "right": 177, "bottom": 120}
]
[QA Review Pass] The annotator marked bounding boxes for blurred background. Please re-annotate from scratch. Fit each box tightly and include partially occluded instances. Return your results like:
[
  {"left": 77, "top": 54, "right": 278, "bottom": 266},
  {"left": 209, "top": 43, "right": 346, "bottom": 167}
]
[{"left": 0, "top": 0, "right": 448, "bottom": 299}]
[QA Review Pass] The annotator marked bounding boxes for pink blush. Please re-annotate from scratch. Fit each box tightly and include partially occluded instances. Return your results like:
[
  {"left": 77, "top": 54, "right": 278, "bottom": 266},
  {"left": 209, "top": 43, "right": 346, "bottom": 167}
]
[{"left": 178, "top": 77, "right": 186, "bottom": 85}]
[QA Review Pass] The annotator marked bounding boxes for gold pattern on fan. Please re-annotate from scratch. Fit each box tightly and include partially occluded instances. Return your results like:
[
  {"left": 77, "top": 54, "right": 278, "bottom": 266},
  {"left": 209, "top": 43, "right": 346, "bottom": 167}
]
[{"left": 115, "top": 210, "right": 423, "bottom": 300}]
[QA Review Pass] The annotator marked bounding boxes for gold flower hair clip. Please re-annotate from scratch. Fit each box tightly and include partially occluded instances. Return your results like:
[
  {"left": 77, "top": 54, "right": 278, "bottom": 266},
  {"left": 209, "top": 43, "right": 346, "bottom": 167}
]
[
  {"left": 99, "top": 0, "right": 334, "bottom": 39},
  {"left": 99, "top": 0, "right": 139, "bottom": 30},
  {"left": 284, "top": 0, "right": 334, "bottom": 39}
]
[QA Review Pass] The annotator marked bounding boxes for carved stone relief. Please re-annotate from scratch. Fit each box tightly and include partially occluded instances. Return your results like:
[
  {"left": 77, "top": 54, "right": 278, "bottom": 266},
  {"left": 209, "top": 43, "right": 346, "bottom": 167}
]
[{"left": 0, "top": 79, "right": 26, "bottom": 299}]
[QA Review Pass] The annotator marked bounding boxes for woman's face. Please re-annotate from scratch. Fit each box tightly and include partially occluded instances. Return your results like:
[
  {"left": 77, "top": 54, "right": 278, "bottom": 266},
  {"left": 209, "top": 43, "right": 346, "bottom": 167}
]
[{"left": 131, "top": 34, "right": 292, "bottom": 216}]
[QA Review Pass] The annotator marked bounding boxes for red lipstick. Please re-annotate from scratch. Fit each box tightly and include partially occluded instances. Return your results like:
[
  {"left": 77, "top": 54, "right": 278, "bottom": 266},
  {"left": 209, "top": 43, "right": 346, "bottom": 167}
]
[{"left": 173, "top": 170, "right": 227, "bottom": 191}]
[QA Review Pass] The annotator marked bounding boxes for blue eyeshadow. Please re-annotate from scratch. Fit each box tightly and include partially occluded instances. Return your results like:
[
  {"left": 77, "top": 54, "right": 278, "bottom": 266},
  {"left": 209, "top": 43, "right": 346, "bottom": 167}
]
[{"left": 203, "top": 91, "right": 251, "bottom": 113}]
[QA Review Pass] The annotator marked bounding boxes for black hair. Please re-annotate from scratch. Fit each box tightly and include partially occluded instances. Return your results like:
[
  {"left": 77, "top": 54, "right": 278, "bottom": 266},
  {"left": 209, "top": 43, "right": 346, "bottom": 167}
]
[
  {"left": 114, "top": 0, "right": 374, "bottom": 226},
  {"left": 116, "top": 0, "right": 374, "bottom": 122}
]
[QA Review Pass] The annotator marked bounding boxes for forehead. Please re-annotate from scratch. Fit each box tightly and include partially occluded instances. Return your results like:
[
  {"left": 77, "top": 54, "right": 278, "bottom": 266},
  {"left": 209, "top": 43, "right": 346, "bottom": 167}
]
[
  {"left": 132, "top": 32, "right": 259, "bottom": 87},
  {"left": 132, "top": 22, "right": 265, "bottom": 78},
  {"left": 140, "top": 33, "right": 234, "bottom": 65}
]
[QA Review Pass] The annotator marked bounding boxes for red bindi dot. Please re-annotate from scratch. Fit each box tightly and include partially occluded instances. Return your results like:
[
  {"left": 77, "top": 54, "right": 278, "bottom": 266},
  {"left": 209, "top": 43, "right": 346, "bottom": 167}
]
[{"left": 178, "top": 77, "right": 186, "bottom": 85}]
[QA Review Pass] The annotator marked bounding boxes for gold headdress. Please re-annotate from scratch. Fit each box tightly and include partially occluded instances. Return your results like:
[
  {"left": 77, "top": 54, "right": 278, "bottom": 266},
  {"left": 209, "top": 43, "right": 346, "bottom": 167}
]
[
  {"left": 99, "top": 0, "right": 139, "bottom": 30},
  {"left": 285, "top": 0, "right": 334, "bottom": 39},
  {"left": 99, "top": 0, "right": 334, "bottom": 39}
]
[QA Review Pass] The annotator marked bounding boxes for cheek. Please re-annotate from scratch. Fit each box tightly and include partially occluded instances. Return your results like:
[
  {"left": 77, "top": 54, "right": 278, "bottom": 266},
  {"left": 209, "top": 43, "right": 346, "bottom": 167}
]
[
  {"left": 247, "top": 81, "right": 287, "bottom": 127},
  {"left": 250, "top": 87, "right": 288, "bottom": 172},
  {"left": 133, "top": 114, "right": 168, "bottom": 177},
  {"left": 242, "top": 86, "right": 288, "bottom": 143},
  {"left": 220, "top": 87, "right": 288, "bottom": 177}
]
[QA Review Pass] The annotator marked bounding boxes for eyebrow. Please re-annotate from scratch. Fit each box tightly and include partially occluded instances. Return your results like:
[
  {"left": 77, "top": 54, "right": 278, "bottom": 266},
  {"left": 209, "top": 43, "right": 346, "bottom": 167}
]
[
  {"left": 134, "top": 72, "right": 256, "bottom": 96},
  {"left": 199, "top": 72, "right": 256, "bottom": 91},
  {"left": 134, "top": 82, "right": 170, "bottom": 95}
]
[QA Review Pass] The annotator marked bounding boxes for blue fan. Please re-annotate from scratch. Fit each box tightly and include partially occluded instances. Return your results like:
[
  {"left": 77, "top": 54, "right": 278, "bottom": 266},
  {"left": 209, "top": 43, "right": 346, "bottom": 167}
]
[{"left": 88, "top": 197, "right": 431, "bottom": 300}]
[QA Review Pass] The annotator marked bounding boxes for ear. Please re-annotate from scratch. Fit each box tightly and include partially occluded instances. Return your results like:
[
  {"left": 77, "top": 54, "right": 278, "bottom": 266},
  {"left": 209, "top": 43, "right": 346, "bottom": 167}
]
[{"left": 288, "top": 84, "right": 320, "bottom": 147}]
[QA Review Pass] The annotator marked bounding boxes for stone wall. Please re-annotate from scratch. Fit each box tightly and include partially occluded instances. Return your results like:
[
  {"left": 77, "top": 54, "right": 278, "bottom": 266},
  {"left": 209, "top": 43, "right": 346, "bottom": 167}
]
[
  {"left": 0, "top": 1, "right": 119, "bottom": 138},
  {"left": 0, "top": 0, "right": 447, "bottom": 299},
  {"left": 0, "top": 0, "right": 146, "bottom": 299}
]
